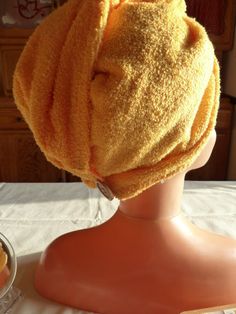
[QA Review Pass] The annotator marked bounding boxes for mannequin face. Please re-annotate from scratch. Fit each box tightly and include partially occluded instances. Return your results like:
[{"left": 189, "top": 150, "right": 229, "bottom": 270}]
[{"left": 187, "top": 129, "right": 217, "bottom": 172}]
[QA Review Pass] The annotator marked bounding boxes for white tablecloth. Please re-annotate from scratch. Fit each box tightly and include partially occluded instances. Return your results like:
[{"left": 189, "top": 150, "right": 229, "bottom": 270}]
[{"left": 0, "top": 181, "right": 235, "bottom": 313}]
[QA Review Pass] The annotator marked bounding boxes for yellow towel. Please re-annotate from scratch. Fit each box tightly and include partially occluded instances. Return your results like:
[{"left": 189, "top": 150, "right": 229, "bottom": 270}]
[{"left": 13, "top": 0, "right": 220, "bottom": 200}]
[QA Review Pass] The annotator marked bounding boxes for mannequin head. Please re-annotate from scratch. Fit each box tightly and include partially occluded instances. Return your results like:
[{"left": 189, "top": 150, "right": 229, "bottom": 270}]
[
  {"left": 119, "top": 129, "right": 217, "bottom": 219},
  {"left": 186, "top": 129, "right": 217, "bottom": 173}
]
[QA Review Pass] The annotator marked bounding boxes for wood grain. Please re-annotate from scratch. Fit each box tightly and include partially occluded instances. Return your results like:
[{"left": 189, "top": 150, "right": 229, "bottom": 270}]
[
  {"left": 0, "top": 131, "right": 63, "bottom": 182},
  {"left": 0, "top": 107, "right": 28, "bottom": 130},
  {"left": 0, "top": 45, "right": 23, "bottom": 96},
  {"left": 186, "top": 97, "right": 234, "bottom": 180},
  {"left": 186, "top": 0, "right": 236, "bottom": 51},
  {"left": 186, "top": 0, "right": 227, "bottom": 35}
]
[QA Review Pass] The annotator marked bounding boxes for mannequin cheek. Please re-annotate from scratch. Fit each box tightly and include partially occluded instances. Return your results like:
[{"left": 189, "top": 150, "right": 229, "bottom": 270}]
[{"left": 187, "top": 129, "right": 217, "bottom": 172}]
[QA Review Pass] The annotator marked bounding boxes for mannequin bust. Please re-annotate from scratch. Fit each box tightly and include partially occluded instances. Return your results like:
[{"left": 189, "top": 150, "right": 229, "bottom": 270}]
[{"left": 34, "top": 129, "right": 236, "bottom": 314}]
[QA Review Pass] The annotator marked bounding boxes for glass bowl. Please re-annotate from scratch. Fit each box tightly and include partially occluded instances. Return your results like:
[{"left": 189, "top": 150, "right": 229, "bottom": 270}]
[{"left": 0, "top": 233, "right": 17, "bottom": 299}]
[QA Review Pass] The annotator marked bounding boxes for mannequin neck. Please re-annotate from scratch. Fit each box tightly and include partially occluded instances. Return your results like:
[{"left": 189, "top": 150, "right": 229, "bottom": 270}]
[{"left": 118, "top": 171, "right": 187, "bottom": 221}]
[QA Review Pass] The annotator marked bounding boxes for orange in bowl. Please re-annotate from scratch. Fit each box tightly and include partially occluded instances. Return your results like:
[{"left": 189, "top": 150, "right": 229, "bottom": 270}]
[{"left": 0, "top": 234, "right": 17, "bottom": 299}]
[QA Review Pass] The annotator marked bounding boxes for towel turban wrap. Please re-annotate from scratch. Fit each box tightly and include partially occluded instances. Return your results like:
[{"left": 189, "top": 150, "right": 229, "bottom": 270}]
[{"left": 13, "top": 0, "right": 220, "bottom": 200}]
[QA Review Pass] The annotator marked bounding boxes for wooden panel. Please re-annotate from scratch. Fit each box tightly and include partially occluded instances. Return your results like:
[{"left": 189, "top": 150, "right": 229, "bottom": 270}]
[
  {"left": 215, "top": 50, "right": 223, "bottom": 66},
  {"left": 186, "top": 0, "right": 227, "bottom": 35},
  {"left": 0, "top": 28, "right": 33, "bottom": 45},
  {"left": 216, "top": 109, "right": 232, "bottom": 130},
  {"left": 0, "top": 1, "right": 64, "bottom": 45},
  {"left": 0, "top": 45, "right": 23, "bottom": 96},
  {"left": 0, "top": 131, "right": 63, "bottom": 182},
  {"left": 186, "top": 97, "right": 234, "bottom": 180},
  {"left": 186, "top": 0, "right": 236, "bottom": 51},
  {"left": 0, "top": 107, "right": 28, "bottom": 129},
  {"left": 187, "top": 132, "right": 230, "bottom": 180},
  {"left": 66, "top": 172, "right": 81, "bottom": 182},
  {"left": 0, "top": 96, "right": 16, "bottom": 108}
]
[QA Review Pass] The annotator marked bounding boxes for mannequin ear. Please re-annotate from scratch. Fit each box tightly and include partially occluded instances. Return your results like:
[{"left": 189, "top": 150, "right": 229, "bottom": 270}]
[{"left": 187, "top": 129, "right": 217, "bottom": 172}]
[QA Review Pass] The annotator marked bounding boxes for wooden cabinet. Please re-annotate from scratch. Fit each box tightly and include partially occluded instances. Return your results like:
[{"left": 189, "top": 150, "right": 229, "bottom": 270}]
[
  {"left": 0, "top": 46, "right": 23, "bottom": 96},
  {"left": 0, "top": 0, "right": 236, "bottom": 182},
  {"left": 186, "top": 97, "right": 234, "bottom": 180},
  {"left": 186, "top": 0, "right": 236, "bottom": 51},
  {"left": 0, "top": 97, "right": 63, "bottom": 182},
  {"left": 184, "top": 0, "right": 236, "bottom": 180},
  {"left": 0, "top": 1, "right": 72, "bottom": 182},
  {"left": 0, "top": 132, "right": 63, "bottom": 182}
]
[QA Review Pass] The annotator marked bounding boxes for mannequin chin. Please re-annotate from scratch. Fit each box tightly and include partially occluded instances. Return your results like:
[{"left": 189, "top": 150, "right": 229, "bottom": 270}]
[{"left": 187, "top": 129, "right": 217, "bottom": 172}]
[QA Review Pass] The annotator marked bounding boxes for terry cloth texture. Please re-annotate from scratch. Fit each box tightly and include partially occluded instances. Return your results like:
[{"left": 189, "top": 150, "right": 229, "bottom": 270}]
[{"left": 13, "top": 0, "right": 220, "bottom": 200}]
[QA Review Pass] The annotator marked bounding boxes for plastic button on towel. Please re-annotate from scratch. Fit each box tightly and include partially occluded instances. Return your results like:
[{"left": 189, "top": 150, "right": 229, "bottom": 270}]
[{"left": 96, "top": 180, "right": 114, "bottom": 201}]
